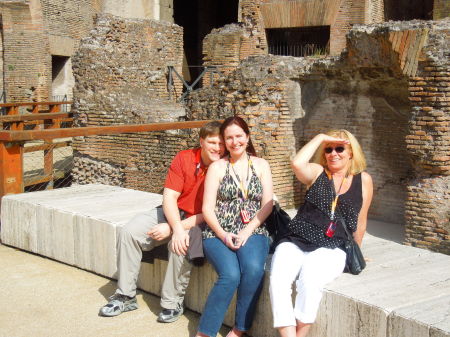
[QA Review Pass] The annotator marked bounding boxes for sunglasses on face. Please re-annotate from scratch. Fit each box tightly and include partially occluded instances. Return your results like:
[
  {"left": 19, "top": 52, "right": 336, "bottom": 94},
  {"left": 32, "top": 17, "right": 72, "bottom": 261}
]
[{"left": 324, "top": 146, "right": 345, "bottom": 154}]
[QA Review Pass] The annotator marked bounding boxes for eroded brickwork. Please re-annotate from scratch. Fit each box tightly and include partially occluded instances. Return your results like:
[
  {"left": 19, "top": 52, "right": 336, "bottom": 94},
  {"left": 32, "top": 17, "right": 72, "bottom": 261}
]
[
  {"left": 434, "top": 0, "right": 450, "bottom": 20},
  {"left": 72, "top": 14, "right": 187, "bottom": 193},
  {"left": 41, "top": 0, "right": 94, "bottom": 44},
  {"left": 0, "top": 1, "right": 50, "bottom": 102},
  {"left": 202, "top": 0, "right": 268, "bottom": 85},
  {"left": 404, "top": 25, "right": 450, "bottom": 253},
  {"left": 0, "top": 0, "right": 98, "bottom": 102},
  {"left": 188, "top": 20, "right": 450, "bottom": 254}
]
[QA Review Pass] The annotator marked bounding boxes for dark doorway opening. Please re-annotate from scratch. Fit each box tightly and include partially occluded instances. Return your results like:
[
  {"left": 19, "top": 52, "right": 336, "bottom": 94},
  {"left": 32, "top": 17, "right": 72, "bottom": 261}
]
[
  {"left": 173, "top": 0, "right": 238, "bottom": 84},
  {"left": 266, "top": 26, "right": 330, "bottom": 57},
  {"left": 52, "top": 55, "right": 68, "bottom": 81},
  {"left": 384, "top": 0, "right": 433, "bottom": 20}
]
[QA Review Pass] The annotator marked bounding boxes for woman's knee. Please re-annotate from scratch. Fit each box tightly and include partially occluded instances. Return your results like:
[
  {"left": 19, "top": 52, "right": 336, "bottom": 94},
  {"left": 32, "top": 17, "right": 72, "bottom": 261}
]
[
  {"left": 296, "top": 272, "right": 322, "bottom": 295},
  {"left": 243, "top": 261, "right": 266, "bottom": 283},
  {"left": 270, "top": 272, "right": 293, "bottom": 296},
  {"left": 217, "top": 266, "right": 241, "bottom": 288}
]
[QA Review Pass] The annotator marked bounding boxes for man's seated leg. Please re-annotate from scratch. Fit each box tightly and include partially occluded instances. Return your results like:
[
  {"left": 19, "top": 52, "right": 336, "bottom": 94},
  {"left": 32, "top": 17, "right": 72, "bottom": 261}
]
[
  {"left": 157, "top": 236, "right": 193, "bottom": 323},
  {"left": 100, "top": 207, "right": 168, "bottom": 317}
]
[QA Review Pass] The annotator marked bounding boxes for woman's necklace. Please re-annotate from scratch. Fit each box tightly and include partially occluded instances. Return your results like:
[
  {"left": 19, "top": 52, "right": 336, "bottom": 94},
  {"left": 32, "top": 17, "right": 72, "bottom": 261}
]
[
  {"left": 230, "top": 154, "right": 252, "bottom": 223},
  {"left": 325, "top": 169, "right": 349, "bottom": 238},
  {"left": 230, "top": 154, "right": 251, "bottom": 199}
]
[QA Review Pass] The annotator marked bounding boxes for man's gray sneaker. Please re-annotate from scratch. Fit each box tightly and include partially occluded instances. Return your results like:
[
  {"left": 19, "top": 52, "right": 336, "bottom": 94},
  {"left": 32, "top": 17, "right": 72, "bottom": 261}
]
[
  {"left": 157, "top": 303, "right": 184, "bottom": 323},
  {"left": 99, "top": 294, "right": 138, "bottom": 317}
]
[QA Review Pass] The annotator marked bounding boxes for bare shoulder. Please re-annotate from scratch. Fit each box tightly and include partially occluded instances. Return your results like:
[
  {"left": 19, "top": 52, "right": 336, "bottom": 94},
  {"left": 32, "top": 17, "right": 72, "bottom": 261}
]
[
  {"left": 208, "top": 159, "right": 228, "bottom": 180},
  {"left": 361, "top": 171, "right": 373, "bottom": 186},
  {"left": 209, "top": 158, "right": 227, "bottom": 170},
  {"left": 251, "top": 156, "right": 271, "bottom": 178},
  {"left": 251, "top": 156, "right": 270, "bottom": 168}
]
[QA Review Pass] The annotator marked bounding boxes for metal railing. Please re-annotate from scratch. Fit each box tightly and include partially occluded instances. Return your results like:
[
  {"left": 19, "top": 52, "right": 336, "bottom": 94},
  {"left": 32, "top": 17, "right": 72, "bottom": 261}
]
[
  {"left": 268, "top": 43, "right": 329, "bottom": 57},
  {"left": 168, "top": 66, "right": 223, "bottom": 102}
]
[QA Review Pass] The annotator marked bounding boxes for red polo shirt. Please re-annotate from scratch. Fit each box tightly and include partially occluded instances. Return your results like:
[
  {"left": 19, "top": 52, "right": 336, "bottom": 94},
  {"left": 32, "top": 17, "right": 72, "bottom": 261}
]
[{"left": 164, "top": 148, "right": 208, "bottom": 218}]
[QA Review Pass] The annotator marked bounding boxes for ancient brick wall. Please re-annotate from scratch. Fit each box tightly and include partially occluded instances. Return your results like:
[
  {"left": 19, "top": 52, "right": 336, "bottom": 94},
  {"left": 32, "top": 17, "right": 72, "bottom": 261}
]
[
  {"left": 367, "top": 0, "right": 384, "bottom": 23},
  {"left": 404, "top": 25, "right": 450, "bottom": 253},
  {"left": 187, "top": 57, "right": 302, "bottom": 208},
  {"left": 434, "top": 0, "right": 450, "bottom": 20},
  {"left": 0, "top": 0, "right": 98, "bottom": 102},
  {"left": 41, "top": 0, "right": 94, "bottom": 43},
  {"left": 202, "top": 0, "right": 268, "bottom": 85},
  {"left": 247, "top": 0, "right": 383, "bottom": 56},
  {"left": 72, "top": 14, "right": 187, "bottom": 193},
  {"left": 188, "top": 20, "right": 449, "bottom": 254},
  {"left": 186, "top": 55, "right": 415, "bottom": 219},
  {"left": 239, "top": 0, "right": 268, "bottom": 57},
  {"left": 0, "top": 1, "right": 51, "bottom": 102}
]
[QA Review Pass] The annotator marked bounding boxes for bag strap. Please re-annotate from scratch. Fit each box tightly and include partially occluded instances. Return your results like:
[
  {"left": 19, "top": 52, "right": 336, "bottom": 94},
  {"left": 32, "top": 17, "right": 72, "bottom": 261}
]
[{"left": 335, "top": 204, "right": 354, "bottom": 241}]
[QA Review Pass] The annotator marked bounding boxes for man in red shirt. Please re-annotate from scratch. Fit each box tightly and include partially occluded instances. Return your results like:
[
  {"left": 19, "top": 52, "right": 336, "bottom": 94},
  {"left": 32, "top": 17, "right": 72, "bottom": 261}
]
[{"left": 100, "top": 121, "right": 224, "bottom": 322}]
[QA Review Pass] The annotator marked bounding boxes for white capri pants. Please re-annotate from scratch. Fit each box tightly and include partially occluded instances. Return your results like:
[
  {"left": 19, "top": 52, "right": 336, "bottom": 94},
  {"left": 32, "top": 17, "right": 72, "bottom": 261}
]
[{"left": 269, "top": 241, "right": 346, "bottom": 327}]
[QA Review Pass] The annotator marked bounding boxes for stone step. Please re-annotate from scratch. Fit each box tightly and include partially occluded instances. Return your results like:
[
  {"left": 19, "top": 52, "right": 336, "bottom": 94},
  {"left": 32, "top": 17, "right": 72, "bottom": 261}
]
[{"left": 1, "top": 184, "right": 449, "bottom": 337}]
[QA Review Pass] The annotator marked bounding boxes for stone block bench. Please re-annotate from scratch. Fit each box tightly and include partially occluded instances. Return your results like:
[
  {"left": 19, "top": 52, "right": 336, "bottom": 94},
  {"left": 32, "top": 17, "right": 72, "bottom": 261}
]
[{"left": 1, "top": 184, "right": 449, "bottom": 337}]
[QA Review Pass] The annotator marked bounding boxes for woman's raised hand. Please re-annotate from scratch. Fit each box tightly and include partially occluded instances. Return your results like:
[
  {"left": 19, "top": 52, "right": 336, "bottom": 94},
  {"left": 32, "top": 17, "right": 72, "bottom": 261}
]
[{"left": 320, "top": 134, "right": 350, "bottom": 145}]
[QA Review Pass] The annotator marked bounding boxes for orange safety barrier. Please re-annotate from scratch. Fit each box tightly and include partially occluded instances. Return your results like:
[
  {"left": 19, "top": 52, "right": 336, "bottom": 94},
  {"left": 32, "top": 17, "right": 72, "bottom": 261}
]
[
  {"left": 0, "top": 101, "right": 73, "bottom": 131},
  {"left": 0, "top": 119, "right": 216, "bottom": 199}
]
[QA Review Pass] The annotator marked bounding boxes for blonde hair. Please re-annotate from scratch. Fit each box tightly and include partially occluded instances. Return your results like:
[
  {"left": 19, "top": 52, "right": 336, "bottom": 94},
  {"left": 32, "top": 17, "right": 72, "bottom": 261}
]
[{"left": 313, "top": 129, "right": 367, "bottom": 175}]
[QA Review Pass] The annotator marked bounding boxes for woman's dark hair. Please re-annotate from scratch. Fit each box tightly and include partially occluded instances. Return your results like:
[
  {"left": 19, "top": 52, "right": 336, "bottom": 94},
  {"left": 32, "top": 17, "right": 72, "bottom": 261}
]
[{"left": 220, "top": 116, "right": 257, "bottom": 157}]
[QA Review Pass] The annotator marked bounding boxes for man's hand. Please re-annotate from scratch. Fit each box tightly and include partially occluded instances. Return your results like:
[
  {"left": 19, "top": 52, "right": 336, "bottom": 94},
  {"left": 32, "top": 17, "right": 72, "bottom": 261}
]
[
  {"left": 170, "top": 229, "right": 190, "bottom": 256},
  {"left": 147, "top": 223, "right": 172, "bottom": 241}
]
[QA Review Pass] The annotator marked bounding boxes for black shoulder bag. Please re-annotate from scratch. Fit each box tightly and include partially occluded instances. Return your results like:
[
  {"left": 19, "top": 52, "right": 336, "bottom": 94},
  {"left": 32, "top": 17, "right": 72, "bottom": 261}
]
[
  {"left": 338, "top": 214, "right": 366, "bottom": 275},
  {"left": 265, "top": 202, "right": 291, "bottom": 252}
]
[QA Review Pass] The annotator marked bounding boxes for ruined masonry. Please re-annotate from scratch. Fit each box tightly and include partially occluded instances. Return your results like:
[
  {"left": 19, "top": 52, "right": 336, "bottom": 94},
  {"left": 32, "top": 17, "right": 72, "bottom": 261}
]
[
  {"left": 72, "top": 17, "right": 449, "bottom": 255},
  {"left": 71, "top": 14, "right": 188, "bottom": 193}
]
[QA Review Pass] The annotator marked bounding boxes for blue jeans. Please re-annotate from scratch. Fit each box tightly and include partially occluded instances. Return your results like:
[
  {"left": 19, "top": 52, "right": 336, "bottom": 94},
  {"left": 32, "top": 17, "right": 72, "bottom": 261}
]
[{"left": 198, "top": 234, "right": 270, "bottom": 337}]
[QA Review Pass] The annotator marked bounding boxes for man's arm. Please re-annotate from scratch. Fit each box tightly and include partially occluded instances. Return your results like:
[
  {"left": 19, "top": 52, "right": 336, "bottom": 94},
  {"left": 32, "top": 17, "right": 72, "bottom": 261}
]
[
  {"left": 147, "top": 212, "right": 205, "bottom": 241},
  {"left": 163, "top": 188, "right": 190, "bottom": 256}
]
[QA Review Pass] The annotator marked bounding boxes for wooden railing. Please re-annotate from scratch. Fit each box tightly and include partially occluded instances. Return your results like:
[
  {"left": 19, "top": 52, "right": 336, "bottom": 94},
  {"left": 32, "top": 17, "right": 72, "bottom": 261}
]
[
  {"left": 0, "top": 116, "right": 215, "bottom": 199},
  {"left": 0, "top": 101, "right": 73, "bottom": 130}
]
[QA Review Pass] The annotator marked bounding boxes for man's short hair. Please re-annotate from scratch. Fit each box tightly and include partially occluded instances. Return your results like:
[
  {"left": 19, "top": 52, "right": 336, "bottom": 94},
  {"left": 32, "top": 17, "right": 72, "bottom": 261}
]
[{"left": 199, "top": 120, "right": 221, "bottom": 139}]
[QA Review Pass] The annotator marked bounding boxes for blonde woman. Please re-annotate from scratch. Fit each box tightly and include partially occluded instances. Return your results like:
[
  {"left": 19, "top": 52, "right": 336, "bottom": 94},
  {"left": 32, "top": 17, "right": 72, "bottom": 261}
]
[{"left": 270, "top": 130, "right": 373, "bottom": 337}]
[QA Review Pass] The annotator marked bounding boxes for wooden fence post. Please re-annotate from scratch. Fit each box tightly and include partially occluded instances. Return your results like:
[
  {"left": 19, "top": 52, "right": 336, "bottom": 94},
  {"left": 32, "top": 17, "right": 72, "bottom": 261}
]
[{"left": 0, "top": 141, "right": 24, "bottom": 198}]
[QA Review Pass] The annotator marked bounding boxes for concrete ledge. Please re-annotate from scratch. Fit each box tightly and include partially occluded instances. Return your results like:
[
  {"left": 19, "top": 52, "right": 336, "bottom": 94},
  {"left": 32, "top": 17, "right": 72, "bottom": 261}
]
[{"left": 1, "top": 184, "right": 449, "bottom": 337}]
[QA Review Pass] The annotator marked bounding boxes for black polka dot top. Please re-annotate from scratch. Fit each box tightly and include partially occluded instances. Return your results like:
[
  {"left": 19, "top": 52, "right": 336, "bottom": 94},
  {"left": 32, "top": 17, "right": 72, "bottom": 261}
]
[{"left": 282, "top": 170, "right": 363, "bottom": 252}]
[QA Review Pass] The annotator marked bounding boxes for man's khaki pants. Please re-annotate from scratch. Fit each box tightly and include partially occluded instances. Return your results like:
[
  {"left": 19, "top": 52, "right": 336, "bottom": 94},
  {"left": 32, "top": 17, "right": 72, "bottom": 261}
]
[{"left": 115, "top": 206, "right": 192, "bottom": 310}]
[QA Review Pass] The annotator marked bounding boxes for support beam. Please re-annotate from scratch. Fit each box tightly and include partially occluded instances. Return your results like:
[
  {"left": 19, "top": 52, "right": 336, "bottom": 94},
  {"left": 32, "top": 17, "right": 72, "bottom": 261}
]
[{"left": 0, "top": 142, "right": 23, "bottom": 198}]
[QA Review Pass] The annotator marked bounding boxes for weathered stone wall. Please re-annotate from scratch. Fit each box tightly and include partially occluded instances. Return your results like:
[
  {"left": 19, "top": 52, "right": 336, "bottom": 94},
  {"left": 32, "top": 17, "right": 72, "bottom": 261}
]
[
  {"left": 0, "top": 0, "right": 98, "bottom": 102},
  {"left": 202, "top": 0, "right": 269, "bottom": 85},
  {"left": 71, "top": 14, "right": 188, "bottom": 193},
  {"left": 0, "top": 1, "right": 51, "bottom": 102},
  {"left": 202, "top": 0, "right": 386, "bottom": 85},
  {"left": 434, "top": 0, "right": 450, "bottom": 20},
  {"left": 188, "top": 19, "right": 450, "bottom": 254},
  {"left": 41, "top": 0, "right": 95, "bottom": 52},
  {"left": 404, "top": 25, "right": 450, "bottom": 253},
  {"left": 101, "top": 0, "right": 173, "bottom": 21}
]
